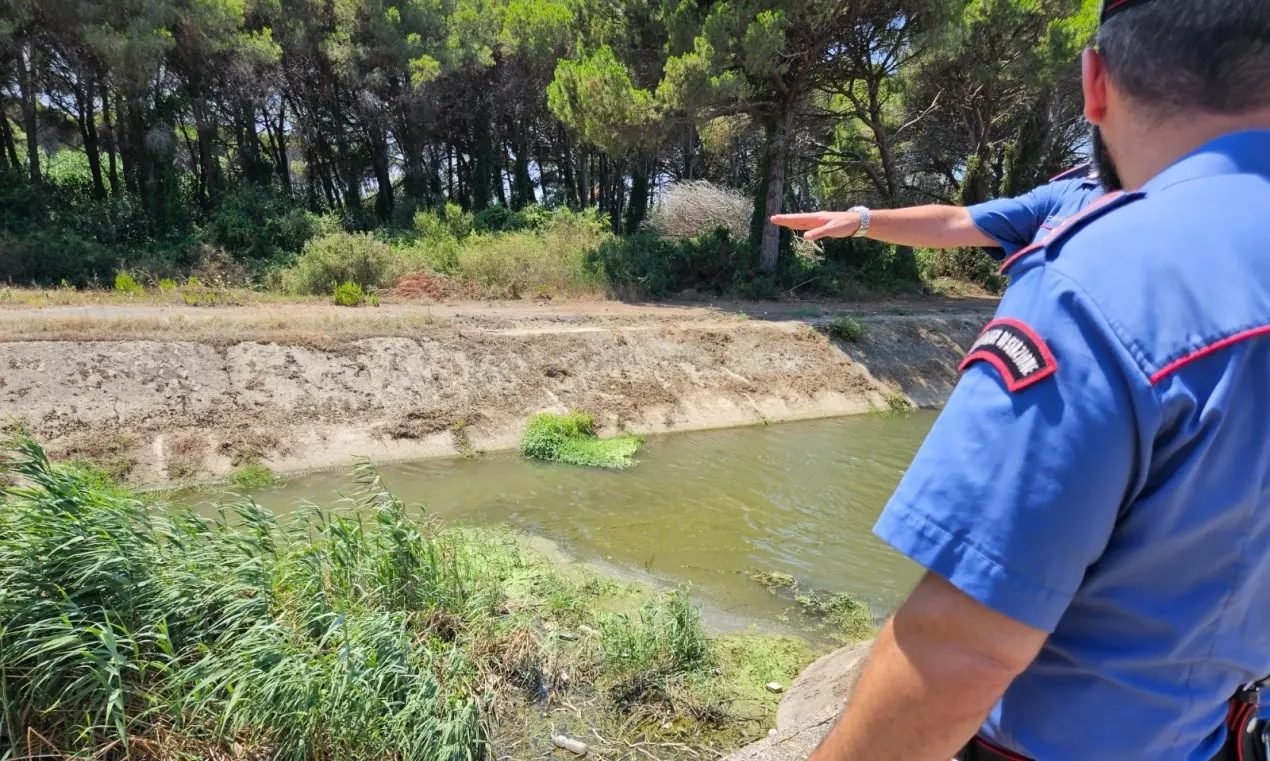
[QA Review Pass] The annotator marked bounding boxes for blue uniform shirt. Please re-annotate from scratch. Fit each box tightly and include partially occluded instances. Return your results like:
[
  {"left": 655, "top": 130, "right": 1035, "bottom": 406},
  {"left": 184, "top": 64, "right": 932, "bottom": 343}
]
[
  {"left": 968, "top": 168, "right": 1104, "bottom": 259},
  {"left": 875, "top": 130, "right": 1270, "bottom": 760}
]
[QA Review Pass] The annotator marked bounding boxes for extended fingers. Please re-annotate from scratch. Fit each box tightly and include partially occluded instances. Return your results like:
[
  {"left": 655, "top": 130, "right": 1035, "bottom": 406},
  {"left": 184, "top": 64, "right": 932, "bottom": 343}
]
[{"left": 770, "top": 213, "right": 828, "bottom": 230}]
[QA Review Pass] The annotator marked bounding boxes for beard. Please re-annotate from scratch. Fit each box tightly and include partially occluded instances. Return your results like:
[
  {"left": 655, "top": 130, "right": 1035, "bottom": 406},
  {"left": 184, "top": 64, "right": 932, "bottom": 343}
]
[{"left": 1091, "top": 126, "right": 1124, "bottom": 192}]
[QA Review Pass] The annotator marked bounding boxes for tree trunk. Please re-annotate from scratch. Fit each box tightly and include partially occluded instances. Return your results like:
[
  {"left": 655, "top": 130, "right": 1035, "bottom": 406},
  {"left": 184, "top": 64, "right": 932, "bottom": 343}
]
[
  {"left": 237, "top": 99, "right": 269, "bottom": 185},
  {"left": 560, "top": 130, "right": 577, "bottom": 209},
  {"left": 77, "top": 78, "right": 107, "bottom": 199},
  {"left": 625, "top": 159, "right": 650, "bottom": 234},
  {"left": 304, "top": 144, "right": 321, "bottom": 210},
  {"left": 18, "top": 40, "right": 41, "bottom": 187},
  {"left": 100, "top": 86, "right": 120, "bottom": 197},
  {"left": 192, "top": 98, "right": 218, "bottom": 209},
  {"left": 512, "top": 122, "right": 534, "bottom": 209},
  {"left": 756, "top": 118, "right": 790, "bottom": 272},
  {"left": 471, "top": 97, "right": 494, "bottom": 211},
  {"left": 371, "top": 129, "right": 394, "bottom": 222},
  {"left": 1, "top": 110, "right": 21, "bottom": 170},
  {"left": 495, "top": 143, "right": 510, "bottom": 207},
  {"left": 577, "top": 147, "right": 589, "bottom": 207},
  {"left": 120, "top": 98, "right": 143, "bottom": 198}
]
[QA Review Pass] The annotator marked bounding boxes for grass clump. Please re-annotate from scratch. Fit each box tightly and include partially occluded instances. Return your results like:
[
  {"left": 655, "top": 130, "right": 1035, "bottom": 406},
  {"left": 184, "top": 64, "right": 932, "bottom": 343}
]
[
  {"left": 520, "top": 411, "right": 642, "bottom": 469},
  {"left": 0, "top": 436, "right": 792, "bottom": 758},
  {"left": 226, "top": 461, "right": 281, "bottom": 488},
  {"left": 884, "top": 391, "right": 913, "bottom": 414},
  {"left": 332, "top": 280, "right": 365, "bottom": 307},
  {"left": 826, "top": 316, "right": 867, "bottom": 342},
  {"left": 113, "top": 271, "right": 144, "bottom": 295}
]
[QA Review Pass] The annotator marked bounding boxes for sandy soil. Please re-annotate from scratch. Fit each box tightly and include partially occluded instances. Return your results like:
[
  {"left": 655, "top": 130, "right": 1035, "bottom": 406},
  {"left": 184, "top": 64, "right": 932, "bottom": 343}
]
[{"left": 0, "top": 297, "right": 993, "bottom": 483}]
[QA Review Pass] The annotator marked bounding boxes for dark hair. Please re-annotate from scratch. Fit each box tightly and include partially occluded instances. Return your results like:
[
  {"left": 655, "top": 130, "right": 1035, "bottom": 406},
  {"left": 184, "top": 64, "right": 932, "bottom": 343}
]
[{"left": 1098, "top": 0, "right": 1270, "bottom": 114}]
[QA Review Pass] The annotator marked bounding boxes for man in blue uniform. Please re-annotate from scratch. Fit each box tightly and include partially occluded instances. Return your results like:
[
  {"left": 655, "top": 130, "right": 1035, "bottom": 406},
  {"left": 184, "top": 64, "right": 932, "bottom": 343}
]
[
  {"left": 799, "top": 0, "right": 1270, "bottom": 759},
  {"left": 770, "top": 165, "right": 1102, "bottom": 262}
]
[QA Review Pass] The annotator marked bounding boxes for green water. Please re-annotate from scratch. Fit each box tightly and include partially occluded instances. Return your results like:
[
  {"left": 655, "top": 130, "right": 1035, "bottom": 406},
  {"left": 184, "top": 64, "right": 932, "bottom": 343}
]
[{"left": 250, "top": 412, "right": 936, "bottom": 638}]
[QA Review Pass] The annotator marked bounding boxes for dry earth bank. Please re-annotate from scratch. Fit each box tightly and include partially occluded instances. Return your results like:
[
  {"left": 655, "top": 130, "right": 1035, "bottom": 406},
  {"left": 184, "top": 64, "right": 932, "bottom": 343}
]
[{"left": 0, "top": 299, "right": 992, "bottom": 483}]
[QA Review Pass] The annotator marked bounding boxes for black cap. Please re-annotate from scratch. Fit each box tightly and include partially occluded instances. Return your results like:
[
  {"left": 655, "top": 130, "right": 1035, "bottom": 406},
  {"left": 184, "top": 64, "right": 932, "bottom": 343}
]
[{"left": 1101, "top": 0, "right": 1157, "bottom": 22}]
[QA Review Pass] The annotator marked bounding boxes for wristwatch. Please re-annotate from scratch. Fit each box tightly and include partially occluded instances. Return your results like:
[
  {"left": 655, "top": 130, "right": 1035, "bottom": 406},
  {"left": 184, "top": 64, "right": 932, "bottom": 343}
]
[{"left": 848, "top": 206, "right": 871, "bottom": 238}]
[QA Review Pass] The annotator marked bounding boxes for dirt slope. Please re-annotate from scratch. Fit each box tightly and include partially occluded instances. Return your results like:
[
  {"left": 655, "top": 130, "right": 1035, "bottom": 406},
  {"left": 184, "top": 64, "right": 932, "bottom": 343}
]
[{"left": 0, "top": 300, "right": 990, "bottom": 483}]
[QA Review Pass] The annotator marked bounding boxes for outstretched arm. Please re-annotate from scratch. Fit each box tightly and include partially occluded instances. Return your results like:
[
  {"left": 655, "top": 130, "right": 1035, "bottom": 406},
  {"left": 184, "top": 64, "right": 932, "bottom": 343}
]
[
  {"left": 771, "top": 206, "right": 997, "bottom": 249},
  {"left": 805, "top": 573, "right": 1046, "bottom": 761}
]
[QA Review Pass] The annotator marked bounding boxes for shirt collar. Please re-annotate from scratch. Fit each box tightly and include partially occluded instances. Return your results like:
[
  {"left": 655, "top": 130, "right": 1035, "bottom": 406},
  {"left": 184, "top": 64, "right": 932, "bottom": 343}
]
[{"left": 1143, "top": 130, "right": 1270, "bottom": 193}]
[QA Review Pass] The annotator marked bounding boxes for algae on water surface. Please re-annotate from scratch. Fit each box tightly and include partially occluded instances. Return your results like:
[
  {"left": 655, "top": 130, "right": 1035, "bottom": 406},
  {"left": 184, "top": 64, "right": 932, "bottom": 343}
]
[{"left": 520, "top": 411, "right": 643, "bottom": 469}]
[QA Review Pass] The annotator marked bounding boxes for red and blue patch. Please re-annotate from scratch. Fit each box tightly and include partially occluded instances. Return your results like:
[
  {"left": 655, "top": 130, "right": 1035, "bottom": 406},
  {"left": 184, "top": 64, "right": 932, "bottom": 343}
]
[{"left": 959, "top": 318, "right": 1058, "bottom": 392}]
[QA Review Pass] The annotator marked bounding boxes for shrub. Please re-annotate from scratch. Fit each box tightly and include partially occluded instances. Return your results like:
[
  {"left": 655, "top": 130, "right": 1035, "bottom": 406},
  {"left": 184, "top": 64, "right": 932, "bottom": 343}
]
[
  {"left": 226, "top": 462, "right": 281, "bottom": 488},
  {"left": 114, "top": 271, "right": 144, "bottom": 295},
  {"left": 645, "top": 180, "right": 751, "bottom": 240},
  {"left": 158, "top": 277, "right": 177, "bottom": 291},
  {"left": 826, "top": 316, "right": 867, "bottom": 342},
  {"left": 333, "top": 281, "right": 366, "bottom": 307},
  {"left": 919, "top": 246, "right": 1006, "bottom": 294},
  {"left": 520, "top": 412, "right": 642, "bottom": 469},
  {"left": 588, "top": 229, "right": 756, "bottom": 298},
  {"left": 280, "top": 232, "right": 403, "bottom": 295},
  {"left": 415, "top": 202, "right": 474, "bottom": 241},
  {"left": 473, "top": 204, "right": 553, "bottom": 234},
  {"left": 205, "top": 185, "right": 320, "bottom": 265},
  {"left": 452, "top": 210, "right": 610, "bottom": 298}
]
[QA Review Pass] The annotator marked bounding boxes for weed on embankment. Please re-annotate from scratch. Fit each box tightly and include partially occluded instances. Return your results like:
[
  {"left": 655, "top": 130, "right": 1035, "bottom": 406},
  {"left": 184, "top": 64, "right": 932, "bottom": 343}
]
[
  {"left": 520, "top": 411, "right": 642, "bottom": 469},
  {"left": 0, "top": 437, "right": 808, "bottom": 759}
]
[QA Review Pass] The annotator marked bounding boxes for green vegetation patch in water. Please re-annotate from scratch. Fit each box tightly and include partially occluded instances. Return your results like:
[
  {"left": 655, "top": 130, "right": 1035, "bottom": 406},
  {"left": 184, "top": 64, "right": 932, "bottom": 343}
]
[
  {"left": 0, "top": 436, "right": 793, "bottom": 760},
  {"left": 226, "top": 461, "right": 282, "bottom": 488},
  {"left": 520, "top": 411, "right": 642, "bottom": 469}
]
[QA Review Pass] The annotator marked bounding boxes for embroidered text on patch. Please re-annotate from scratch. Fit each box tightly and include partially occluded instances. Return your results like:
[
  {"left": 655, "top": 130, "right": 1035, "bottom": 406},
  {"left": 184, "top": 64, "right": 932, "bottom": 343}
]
[{"left": 958, "top": 318, "right": 1057, "bottom": 392}]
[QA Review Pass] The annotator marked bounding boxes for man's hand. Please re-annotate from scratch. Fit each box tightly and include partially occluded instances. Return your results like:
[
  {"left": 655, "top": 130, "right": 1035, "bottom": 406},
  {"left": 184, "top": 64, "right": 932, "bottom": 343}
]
[
  {"left": 770, "top": 211, "right": 862, "bottom": 241},
  {"left": 805, "top": 573, "right": 1048, "bottom": 761}
]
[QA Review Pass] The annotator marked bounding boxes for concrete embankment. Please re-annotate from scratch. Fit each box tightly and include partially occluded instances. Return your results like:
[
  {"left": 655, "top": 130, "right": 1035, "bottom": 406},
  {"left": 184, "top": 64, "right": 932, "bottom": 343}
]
[{"left": 0, "top": 305, "right": 986, "bottom": 483}]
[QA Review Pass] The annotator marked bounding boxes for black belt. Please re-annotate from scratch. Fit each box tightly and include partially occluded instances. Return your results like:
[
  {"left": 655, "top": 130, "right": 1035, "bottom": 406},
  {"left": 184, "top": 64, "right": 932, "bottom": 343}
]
[{"left": 957, "top": 696, "right": 1267, "bottom": 761}]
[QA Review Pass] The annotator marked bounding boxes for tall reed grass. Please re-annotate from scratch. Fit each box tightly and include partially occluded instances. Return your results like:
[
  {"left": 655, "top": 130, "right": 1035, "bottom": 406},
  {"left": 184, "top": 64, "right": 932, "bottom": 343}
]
[{"left": 0, "top": 436, "right": 729, "bottom": 760}]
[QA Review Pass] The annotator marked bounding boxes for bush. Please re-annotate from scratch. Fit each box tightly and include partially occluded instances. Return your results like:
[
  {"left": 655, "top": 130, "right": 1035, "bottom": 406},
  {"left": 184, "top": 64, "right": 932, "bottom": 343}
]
[
  {"left": 414, "top": 202, "right": 474, "bottom": 241},
  {"left": 333, "top": 281, "right": 366, "bottom": 306},
  {"left": 588, "top": 229, "right": 757, "bottom": 298},
  {"left": 204, "top": 185, "right": 320, "bottom": 266},
  {"left": 520, "top": 412, "right": 642, "bottom": 469},
  {"left": 280, "top": 232, "right": 404, "bottom": 295},
  {"left": 645, "top": 180, "right": 751, "bottom": 240},
  {"left": 113, "top": 271, "right": 144, "bottom": 295},
  {"left": 919, "top": 246, "right": 1006, "bottom": 294},
  {"left": 826, "top": 316, "right": 867, "bottom": 342},
  {"left": 473, "top": 204, "right": 553, "bottom": 234},
  {"left": 451, "top": 209, "right": 610, "bottom": 298}
]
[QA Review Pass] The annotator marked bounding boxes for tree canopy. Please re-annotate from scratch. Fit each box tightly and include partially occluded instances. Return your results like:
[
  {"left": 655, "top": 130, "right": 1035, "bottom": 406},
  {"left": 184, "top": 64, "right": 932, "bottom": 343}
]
[{"left": 0, "top": 0, "right": 1098, "bottom": 283}]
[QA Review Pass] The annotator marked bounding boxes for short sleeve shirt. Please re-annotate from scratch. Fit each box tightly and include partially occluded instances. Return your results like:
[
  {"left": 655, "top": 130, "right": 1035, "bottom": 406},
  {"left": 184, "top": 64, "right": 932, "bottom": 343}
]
[
  {"left": 875, "top": 130, "right": 1270, "bottom": 760},
  {"left": 968, "top": 172, "right": 1104, "bottom": 260}
]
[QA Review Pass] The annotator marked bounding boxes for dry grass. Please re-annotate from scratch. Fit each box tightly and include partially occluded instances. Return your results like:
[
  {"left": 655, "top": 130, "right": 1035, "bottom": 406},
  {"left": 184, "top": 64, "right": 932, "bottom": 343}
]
[
  {"left": 0, "top": 310, "right": 453, "bottom": 347},
  {"left": 0, "top": 285, "right": 321, "bottom": 309}
]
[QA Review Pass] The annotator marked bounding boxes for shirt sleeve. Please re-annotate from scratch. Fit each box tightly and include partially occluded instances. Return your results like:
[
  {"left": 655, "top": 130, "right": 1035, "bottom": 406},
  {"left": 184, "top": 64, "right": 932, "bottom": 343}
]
[
  {"left": 873, "top": 263, "right": 1148, "bottom": 632},
  {"left": 967, "top": 183, "right": 1064, "bottom": 260}
]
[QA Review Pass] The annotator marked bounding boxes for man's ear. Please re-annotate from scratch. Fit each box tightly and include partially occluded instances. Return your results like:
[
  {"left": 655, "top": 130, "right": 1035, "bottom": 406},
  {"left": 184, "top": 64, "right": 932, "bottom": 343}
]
[{"left": 1082, "top": 48, "right": 1109, "bottom": 125}]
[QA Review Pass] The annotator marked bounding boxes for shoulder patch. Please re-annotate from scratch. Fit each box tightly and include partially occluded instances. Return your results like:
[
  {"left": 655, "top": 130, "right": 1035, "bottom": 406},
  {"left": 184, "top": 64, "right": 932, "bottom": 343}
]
[
  {"left": 999, "top": 190, "right": 1144, "bottom": 275},
  {"left": 959, "top": 318, "right": 1057, "bottom": 392}
]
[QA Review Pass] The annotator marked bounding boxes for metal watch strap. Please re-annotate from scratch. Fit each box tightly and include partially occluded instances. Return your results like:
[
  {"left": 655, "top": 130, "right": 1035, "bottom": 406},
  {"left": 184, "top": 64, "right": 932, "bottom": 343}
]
[{"left": 848, "top": 206, "right": 871, "bottom": 238}]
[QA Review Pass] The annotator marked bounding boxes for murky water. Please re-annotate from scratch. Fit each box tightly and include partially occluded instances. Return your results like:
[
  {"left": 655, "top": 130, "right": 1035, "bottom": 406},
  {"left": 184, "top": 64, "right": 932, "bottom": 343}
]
[{"left": 249, "top": 412, "right": 937, "bottom": 637}]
